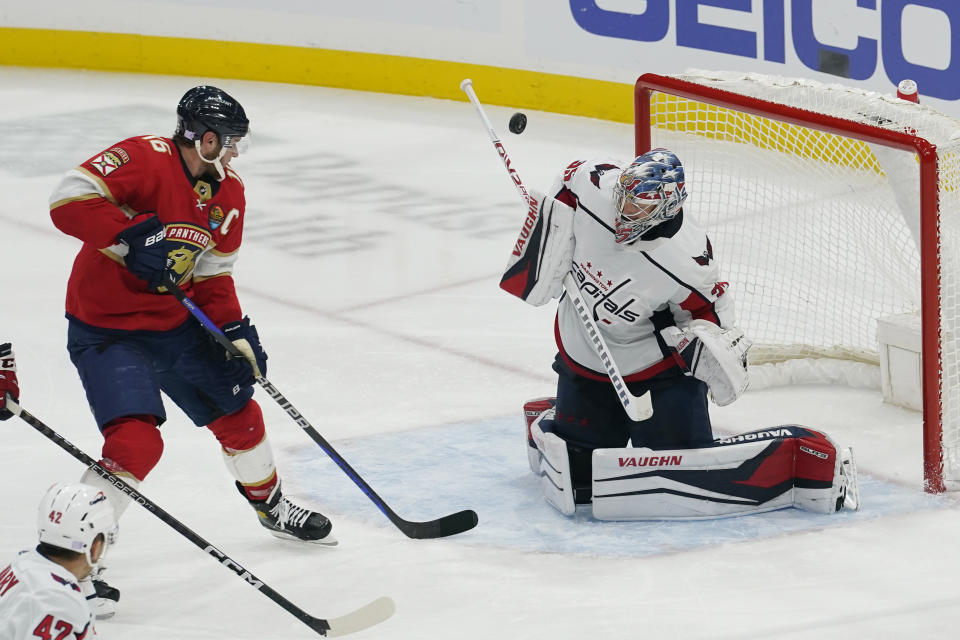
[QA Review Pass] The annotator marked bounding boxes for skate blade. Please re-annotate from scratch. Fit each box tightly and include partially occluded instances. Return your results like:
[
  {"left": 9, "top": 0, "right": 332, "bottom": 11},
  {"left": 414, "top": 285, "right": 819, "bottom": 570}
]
[{"left": 269, "top": 529, "right": 339, "bottom": 546}]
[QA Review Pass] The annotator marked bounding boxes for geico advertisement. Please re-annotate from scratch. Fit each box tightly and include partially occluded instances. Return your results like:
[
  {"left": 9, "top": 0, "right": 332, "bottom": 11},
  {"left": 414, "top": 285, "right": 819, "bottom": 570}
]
[
  {"left": 535, "top": 1, "right": 957, "bottom": 108},
  {"left": 4, "top": 0, "right": 959, "bottom": 113}
]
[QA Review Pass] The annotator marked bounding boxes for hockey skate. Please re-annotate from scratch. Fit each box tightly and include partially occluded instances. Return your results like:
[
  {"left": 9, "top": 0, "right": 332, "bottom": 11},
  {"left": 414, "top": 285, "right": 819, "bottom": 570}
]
[
  {"left": 838, "top": 447, "right": 861, "bottom": 512},
  {"left": 241, "top": 482, "right": 337, "bottom": 546},
  {"left": 80, "top": 568, "right": 120, "bottom": 620}
]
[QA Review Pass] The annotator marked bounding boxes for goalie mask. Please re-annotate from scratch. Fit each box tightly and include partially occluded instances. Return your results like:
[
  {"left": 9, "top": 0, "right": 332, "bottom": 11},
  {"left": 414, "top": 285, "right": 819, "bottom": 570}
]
[
  {"left": 176, "top": 85, "right": 250, "bottom": 180},
  {"left": 37, "top": 482, "right": 118, "bottom": 569},
  {"left": 612, "top": 148, "right": 687, "bottom": 244}
]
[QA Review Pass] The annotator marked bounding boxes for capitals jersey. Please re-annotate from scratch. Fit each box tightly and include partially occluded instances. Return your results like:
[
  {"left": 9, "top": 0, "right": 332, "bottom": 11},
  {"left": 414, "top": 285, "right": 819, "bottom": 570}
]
[
  {"left": 549, "top": 157, "right": 735, "bottom": 381},
  {"left": 50, "top": 135, "right": 246, "bottom": 332},
  {"left": 0, "top": 549, "right": 93, "bottom": 639}
]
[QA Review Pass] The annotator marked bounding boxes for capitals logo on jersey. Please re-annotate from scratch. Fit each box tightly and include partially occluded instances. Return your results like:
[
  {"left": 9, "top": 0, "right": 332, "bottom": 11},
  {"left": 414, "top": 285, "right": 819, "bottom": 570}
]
[{"left": 693, "top": 238, "right": 713, "bottom": 266}]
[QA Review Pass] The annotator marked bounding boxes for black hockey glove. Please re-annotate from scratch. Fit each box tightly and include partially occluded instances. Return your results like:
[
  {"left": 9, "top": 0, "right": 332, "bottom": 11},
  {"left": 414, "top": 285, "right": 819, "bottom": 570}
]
[
  {"left": 0, "top": 343, "right": 20, "bottom": 421},
  {"left": 222, "top": 317, "right": 268, "bottom": 385},
  {"left": 116, "top": 214, "right": 175, "bottom": 290}
]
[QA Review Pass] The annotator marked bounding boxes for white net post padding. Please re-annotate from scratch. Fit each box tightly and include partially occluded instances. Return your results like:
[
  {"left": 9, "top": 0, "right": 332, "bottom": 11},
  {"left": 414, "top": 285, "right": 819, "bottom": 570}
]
[{"left": 634, "top": 70, "right": 960, "bottom": 492}]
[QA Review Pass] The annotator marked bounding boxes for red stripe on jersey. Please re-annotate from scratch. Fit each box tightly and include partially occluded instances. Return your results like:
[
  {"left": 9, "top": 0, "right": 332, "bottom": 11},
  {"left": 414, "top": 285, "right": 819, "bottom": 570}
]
[
  {"left": 554, "top": 314, "right": 680, "bottom": 382},
  {"left": 678, "top": 290, "right": 720, "bottom": 324},
  {"left": 554, "top": 186, "right": 579, "bottom": 210}
]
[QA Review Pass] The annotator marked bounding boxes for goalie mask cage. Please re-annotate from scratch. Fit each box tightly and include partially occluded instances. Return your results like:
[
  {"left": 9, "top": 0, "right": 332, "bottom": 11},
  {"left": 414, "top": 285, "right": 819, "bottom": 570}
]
[{"left": 634, "top": 70, "right": 960, "bottom": 493}]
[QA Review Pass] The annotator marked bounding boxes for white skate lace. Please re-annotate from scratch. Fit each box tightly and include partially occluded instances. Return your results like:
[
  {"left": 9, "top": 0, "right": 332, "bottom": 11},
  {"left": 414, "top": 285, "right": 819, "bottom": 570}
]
[{"left": 271, "top": 498, "right": 311, "bottom": 530}]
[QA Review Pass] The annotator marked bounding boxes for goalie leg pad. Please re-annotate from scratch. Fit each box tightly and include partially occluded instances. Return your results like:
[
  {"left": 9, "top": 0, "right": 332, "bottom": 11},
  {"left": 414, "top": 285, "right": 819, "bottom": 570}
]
[
  {"left": 792, "top": 430, "right": 860, "bottom": 513},
  {"left": 524, "top": 397, "right": 556, "bottom": 474},
  {"left": 530, "top": 410, "right": 576, "bottom": 516},
  {"left": 591, "top": 440, "right": 794, "bottom": 520},
  {"left": 590, "top": 426, "right": 857, "bottom": 520}
]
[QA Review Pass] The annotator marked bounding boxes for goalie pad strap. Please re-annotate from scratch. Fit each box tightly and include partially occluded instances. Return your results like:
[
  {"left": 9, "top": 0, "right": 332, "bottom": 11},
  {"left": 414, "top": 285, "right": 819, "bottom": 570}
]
[
  {"left": 500, "top": 191, "right": 575, "bottom": 307},
  {"left": 591, "top": 425, "right": 843, "bottom": 520}
]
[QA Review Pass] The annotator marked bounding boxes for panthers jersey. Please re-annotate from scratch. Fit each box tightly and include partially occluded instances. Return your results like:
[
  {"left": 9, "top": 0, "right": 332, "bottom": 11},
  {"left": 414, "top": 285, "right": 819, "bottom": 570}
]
[
  {"left": 548, "top": 157, "right": 735, "bottom": 381},
  {"left": 50, "top": 135, "right": 247, "bottom": 332},
  {"left": 0, "top": 549, "right": 93, "bottom": 640}
]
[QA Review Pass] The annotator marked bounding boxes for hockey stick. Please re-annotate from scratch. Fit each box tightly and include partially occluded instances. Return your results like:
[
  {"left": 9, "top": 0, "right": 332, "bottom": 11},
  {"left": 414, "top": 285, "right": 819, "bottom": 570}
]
[
  {"left": 167, "top": 284, "right": 479, "bottom": 539},
  {"left": 6, "top": 399, "right": 394, "bottom": 638},
  {"left": 459, "top": 78, "right": 653, "bottom": 421}
]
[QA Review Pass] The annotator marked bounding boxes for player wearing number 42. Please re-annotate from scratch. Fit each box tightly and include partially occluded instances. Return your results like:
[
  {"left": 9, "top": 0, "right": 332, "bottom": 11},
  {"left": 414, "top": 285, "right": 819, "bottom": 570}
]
[
  {"left": 501, "top": 148, "right": 860, "bottom": 520},
  {"left": 0, "top": 482, "right": 118, "bottom": 640},
  {"left": 47, "top": 86, "right": 335, "bottom": 618}
]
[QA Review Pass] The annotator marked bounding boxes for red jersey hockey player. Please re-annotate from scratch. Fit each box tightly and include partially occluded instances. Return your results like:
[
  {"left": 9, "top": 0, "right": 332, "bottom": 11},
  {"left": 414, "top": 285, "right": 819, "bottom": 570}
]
[
  {"left": 49, "top": 86, "right": 334, "bottom": 615},
  {"left": 503, "top": 149, "right": 859, "bottom": 520}
]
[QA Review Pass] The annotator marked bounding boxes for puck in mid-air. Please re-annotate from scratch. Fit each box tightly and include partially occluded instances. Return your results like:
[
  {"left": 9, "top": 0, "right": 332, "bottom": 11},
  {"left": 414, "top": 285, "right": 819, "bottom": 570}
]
[{"left": 509, "top": 112, "right": 527, "bottom": 134}]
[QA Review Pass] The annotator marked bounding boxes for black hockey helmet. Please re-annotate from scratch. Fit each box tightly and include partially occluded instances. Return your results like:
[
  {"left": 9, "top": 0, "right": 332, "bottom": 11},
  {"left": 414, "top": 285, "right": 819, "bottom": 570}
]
[{"left": 175, "top": 85, "right": 249, "bottom": 146}]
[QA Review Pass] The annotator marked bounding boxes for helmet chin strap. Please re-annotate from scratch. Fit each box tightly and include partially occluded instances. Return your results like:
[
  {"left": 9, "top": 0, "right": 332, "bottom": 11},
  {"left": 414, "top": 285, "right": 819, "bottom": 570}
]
[{"left": 194, "top": 139, "right": 227, "bottom": 181}]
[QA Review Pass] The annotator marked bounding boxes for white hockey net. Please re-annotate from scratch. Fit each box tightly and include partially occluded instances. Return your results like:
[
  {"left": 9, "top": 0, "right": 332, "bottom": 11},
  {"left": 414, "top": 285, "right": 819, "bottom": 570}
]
[{"left": 635, "top": 70, "right": 960, "bottom": 492}]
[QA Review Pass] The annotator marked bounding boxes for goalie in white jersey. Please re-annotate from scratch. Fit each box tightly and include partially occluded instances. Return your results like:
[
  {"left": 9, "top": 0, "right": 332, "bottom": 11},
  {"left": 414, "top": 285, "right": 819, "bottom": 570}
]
[
  {"left": 502, "top": 149, "right": 859, "bottom": 520},
  {"left": 0, "top": 482, "right": 117, "bottom": 639}
]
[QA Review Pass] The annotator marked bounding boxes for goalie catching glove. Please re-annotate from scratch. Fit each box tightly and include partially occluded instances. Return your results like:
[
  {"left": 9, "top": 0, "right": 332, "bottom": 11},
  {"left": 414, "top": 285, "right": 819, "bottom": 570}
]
[
  {"left": 661, "top": 320, "right": 751, "bottom": 406},
  {"left": 499, "top": 190, "right": 575, "bottom": 306}
]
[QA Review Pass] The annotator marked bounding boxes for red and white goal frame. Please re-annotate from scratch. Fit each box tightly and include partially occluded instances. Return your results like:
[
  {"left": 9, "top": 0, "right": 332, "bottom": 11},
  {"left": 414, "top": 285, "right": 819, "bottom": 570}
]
[{"left": 633, "top": 70, "right": 960, "bottom": 493}]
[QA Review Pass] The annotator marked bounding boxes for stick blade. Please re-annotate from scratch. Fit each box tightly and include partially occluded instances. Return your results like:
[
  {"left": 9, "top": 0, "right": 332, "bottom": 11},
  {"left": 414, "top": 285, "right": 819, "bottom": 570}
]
[
  {"left": 625, "top": 391, "right": 653, "bottom": 422},
  {"left": 400, "top": 509, "right": 478, "bottom": 539},
  {"left": 325, "top": 597, "right": 396, "bottom": 637}
]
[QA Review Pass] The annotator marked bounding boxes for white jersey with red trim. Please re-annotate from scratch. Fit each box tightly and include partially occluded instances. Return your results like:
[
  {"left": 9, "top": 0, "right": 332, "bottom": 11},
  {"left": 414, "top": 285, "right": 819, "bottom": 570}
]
[
  {"left": 0, "top": 549, "right": 94, "bottom": 640},
  {"left": 548, "top": 156, "right": 735, "bottom": 381}
]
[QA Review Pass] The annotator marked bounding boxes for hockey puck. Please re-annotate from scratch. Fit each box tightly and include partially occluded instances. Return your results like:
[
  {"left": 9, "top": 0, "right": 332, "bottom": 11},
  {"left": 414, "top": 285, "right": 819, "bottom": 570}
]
[{"left": 509, "top": 112, "right": 527, "bottom": 134}]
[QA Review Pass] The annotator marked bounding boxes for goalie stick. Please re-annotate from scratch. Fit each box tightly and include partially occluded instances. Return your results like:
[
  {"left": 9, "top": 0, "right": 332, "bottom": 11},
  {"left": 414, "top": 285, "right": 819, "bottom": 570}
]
[
  {"left": 6, "top": 398, "right": 394, "bottom": 637},
  {"left": 459, "top": 78, "right": 653, "bottom": 422},
  {"left": 167, "top": 284, "right": 479, "bottom": 539}
]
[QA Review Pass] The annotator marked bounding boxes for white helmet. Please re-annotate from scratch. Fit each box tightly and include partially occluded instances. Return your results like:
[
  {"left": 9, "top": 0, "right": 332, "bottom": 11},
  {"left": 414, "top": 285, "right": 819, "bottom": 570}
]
[{"left": 37, "top": 482, "right": 118, "bottom": 568}]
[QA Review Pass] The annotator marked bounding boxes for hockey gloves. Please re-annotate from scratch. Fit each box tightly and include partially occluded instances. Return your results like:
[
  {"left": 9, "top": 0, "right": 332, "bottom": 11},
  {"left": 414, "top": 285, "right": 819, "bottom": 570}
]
[
  {"left": 222, "top": 317, "right": 268, "bottom": 384},
  {"left": 0, "top": 343, "right": 19, "bottom": 420},
  {"left": 661, "top": 320, "right": 752, "bottom": 406},
  {"left": 115, "top": 214, "right": 175, "bottom": 291}
]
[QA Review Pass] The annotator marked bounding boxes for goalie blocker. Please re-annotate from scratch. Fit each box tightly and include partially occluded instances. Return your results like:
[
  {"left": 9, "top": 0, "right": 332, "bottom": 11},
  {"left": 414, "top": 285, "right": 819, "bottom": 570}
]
[{"left": 525, "top": 402, "right": 859, "bottom": 520}]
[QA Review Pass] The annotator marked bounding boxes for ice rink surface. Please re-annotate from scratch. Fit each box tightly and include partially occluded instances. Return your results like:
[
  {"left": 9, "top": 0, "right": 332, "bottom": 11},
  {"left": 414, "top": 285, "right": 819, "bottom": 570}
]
[{"left": 1, "top": 67, "right": 959, "bottom": 639}]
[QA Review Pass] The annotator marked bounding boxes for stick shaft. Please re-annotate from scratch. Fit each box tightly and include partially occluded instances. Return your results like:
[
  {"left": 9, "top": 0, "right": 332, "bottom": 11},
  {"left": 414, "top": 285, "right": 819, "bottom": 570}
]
[
  {"left": 9, "top": 400, "right": 335, "bottom": 635},
  {"left": 168, "top": 285, "right": 477, "bottom": 538}
]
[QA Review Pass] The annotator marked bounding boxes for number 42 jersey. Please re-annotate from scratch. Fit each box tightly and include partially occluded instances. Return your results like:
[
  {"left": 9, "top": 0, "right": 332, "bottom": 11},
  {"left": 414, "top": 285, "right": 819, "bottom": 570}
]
[{"left": 50, "top": 135, "right": 247, "bottom": 332}]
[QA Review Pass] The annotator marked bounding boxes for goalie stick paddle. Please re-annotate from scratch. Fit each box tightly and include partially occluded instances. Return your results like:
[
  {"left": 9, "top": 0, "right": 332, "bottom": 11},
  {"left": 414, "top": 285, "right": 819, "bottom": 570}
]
[
  {"left": 6, "top": 399, "right": 395, "bottom": 637},
  {"left": 168, "top": 284, "right": 479, "bottom": 539},
  {"left": 459, "top": 78, "right": 653, "bottom": 422}
]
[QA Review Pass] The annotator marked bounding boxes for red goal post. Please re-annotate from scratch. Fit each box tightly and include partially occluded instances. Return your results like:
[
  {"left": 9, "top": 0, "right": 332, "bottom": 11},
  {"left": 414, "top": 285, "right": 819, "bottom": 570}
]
[{"left": 633, "top": 70, "right": 960, "bottom": 493}]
